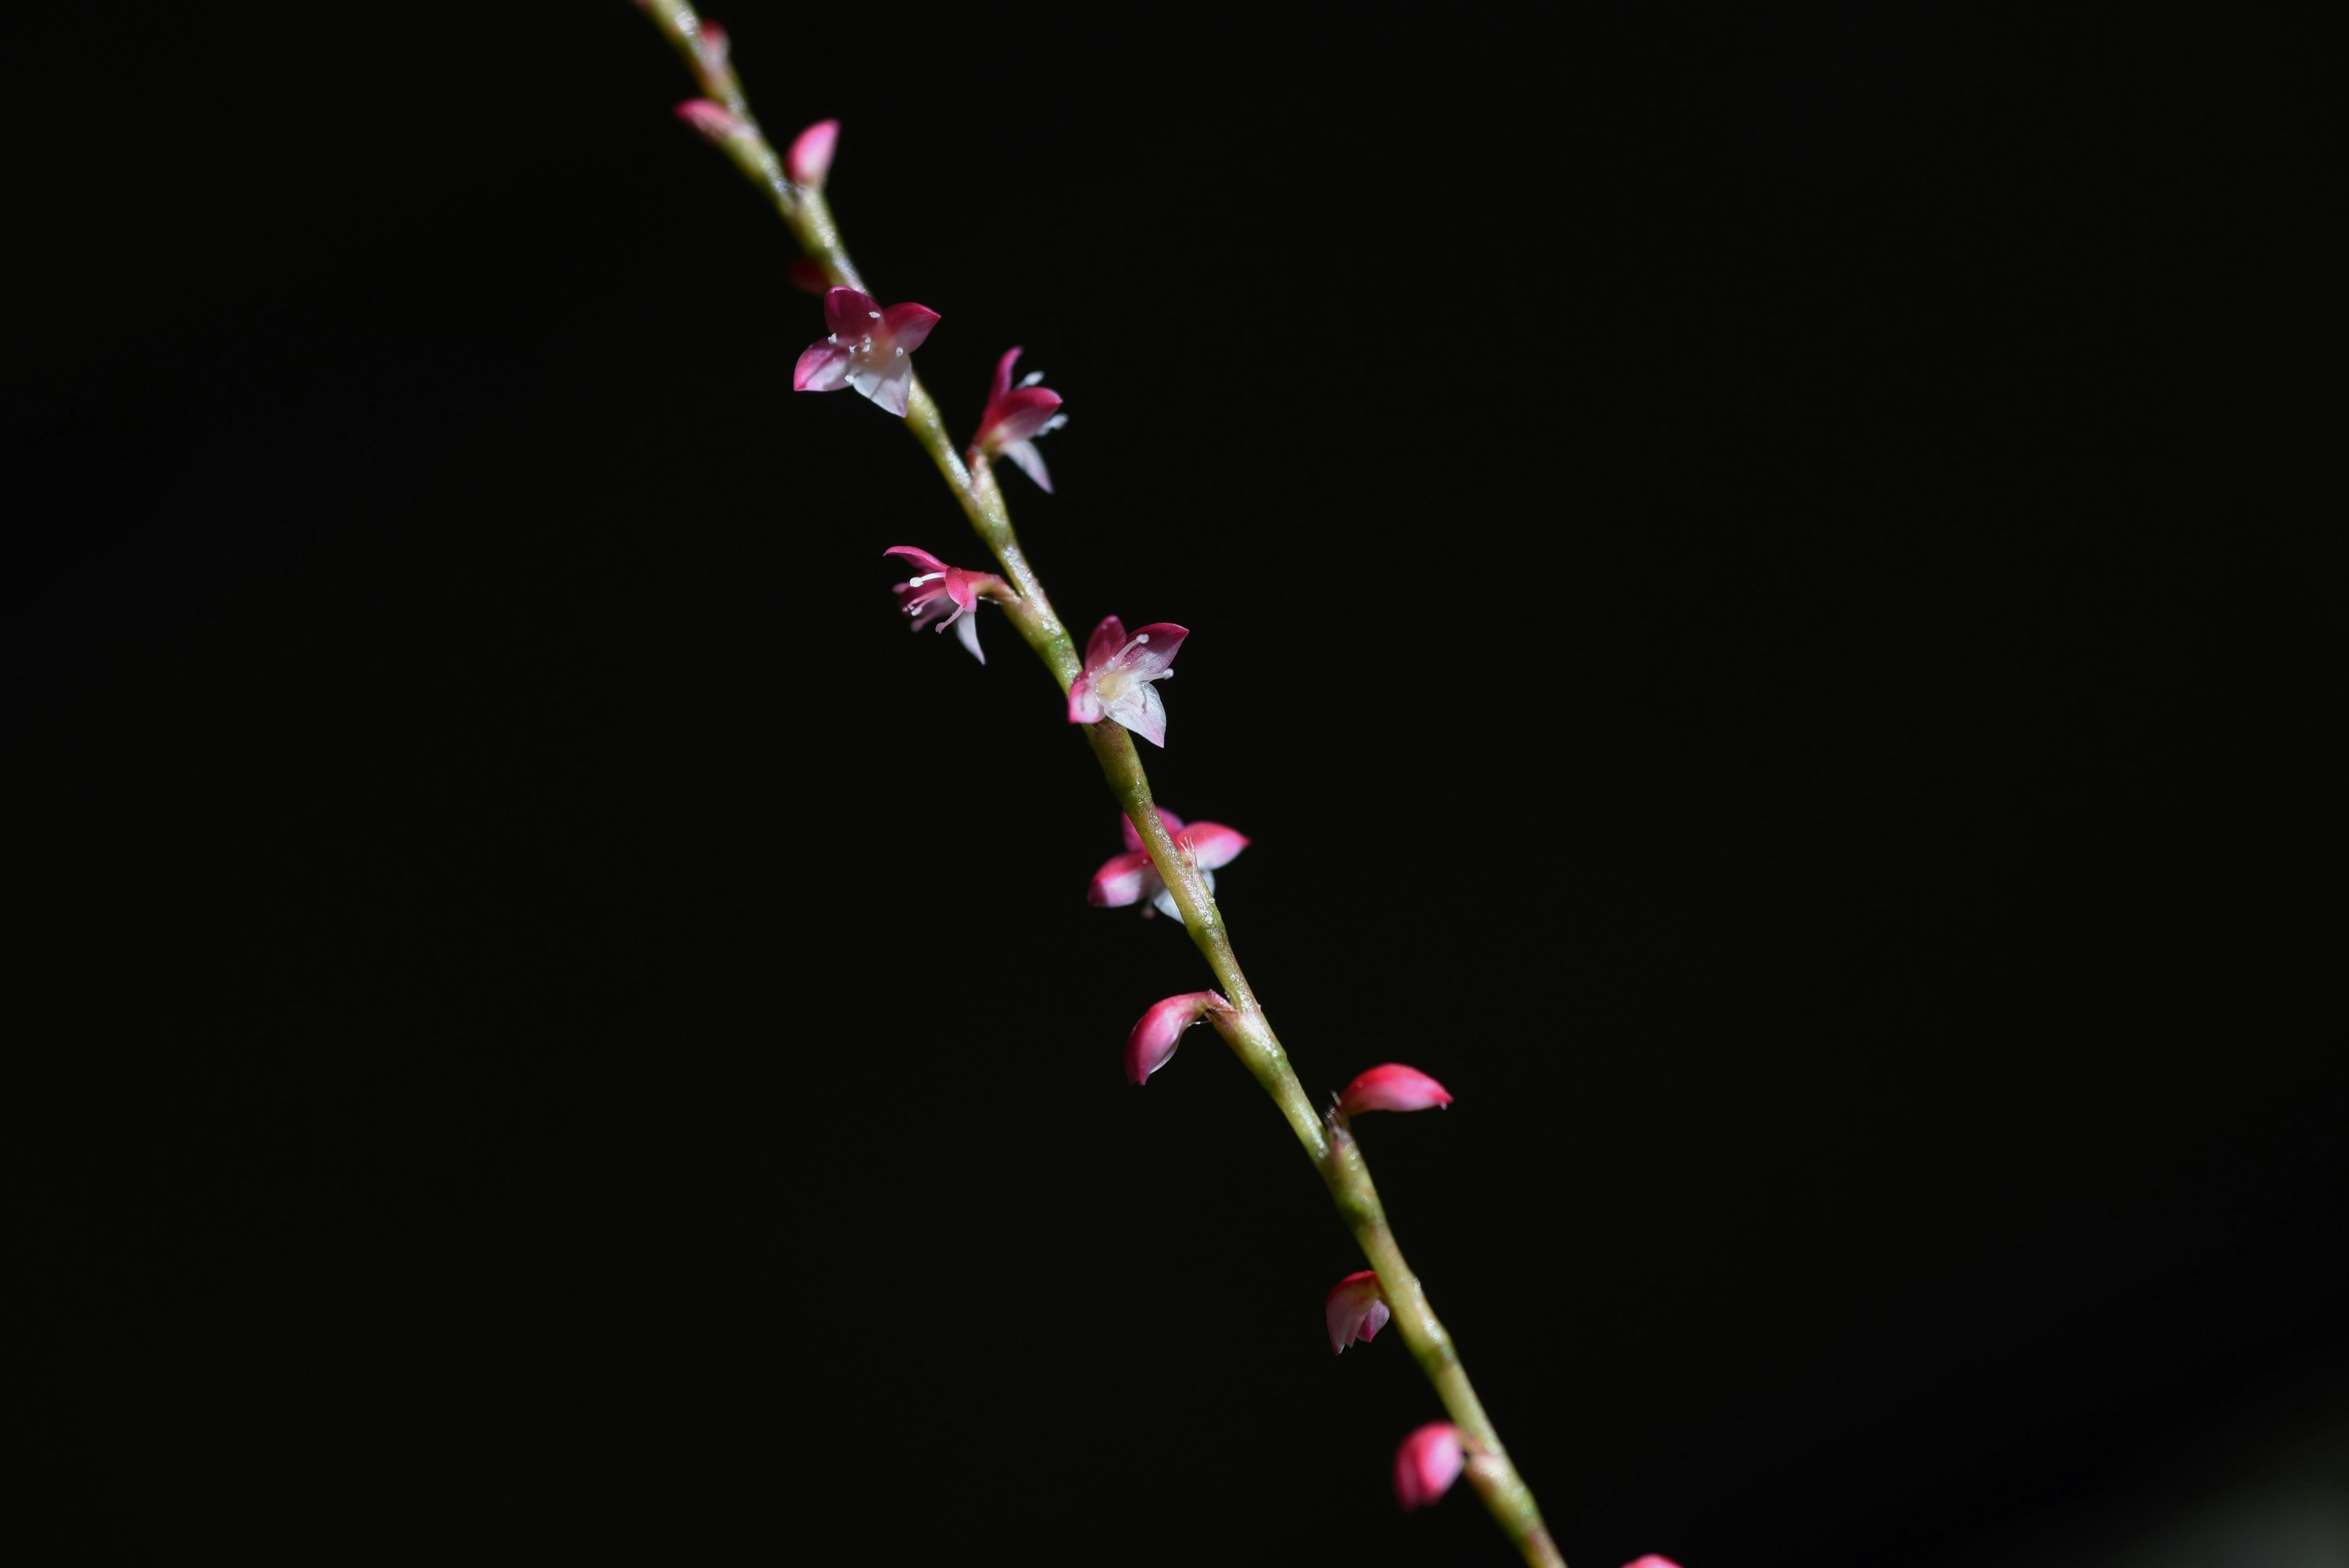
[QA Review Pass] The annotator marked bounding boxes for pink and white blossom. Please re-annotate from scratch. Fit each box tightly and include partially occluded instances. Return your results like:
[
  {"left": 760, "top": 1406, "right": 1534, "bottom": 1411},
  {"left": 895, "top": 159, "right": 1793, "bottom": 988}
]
[
  {"left": 1088, "top": 807, "right": 1250, "bottom": 923},
  {"left": 795, "top": 286, "right": 940, "bottom": 418},
  {"left": 1337, "top": 1063, "right": 1453, "bottom": 1116},
  {"left": 1324, "top": 1270, "right": 1390, "bottom": 1355},
  {"left": 883, "top": 545, "right": 1007, "bottom": 664},
  {"left": 1067, "top": 615, "right": 1187, "bottom": 746},
  {"left": 1393, "top": 1422, "right": 1465, "bottom": 1512},
  {"left": 786, "top": 118, "right": 839, "bottom": 187},
  {"left": 970, "top": 347, "right": 1066, "bottom": 492},
  {"left": 1125, "top": 989, "right": 1231, "bottom": 1085}
]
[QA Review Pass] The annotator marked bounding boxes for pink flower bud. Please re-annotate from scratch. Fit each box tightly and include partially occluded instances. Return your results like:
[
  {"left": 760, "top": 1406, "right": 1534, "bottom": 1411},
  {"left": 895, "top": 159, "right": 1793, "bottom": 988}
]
[
  {"left": 1126, "top": 990, "right": 1229, "bottom": 1085},
  {"left": 1393, "top": 1422, "right": 1464, "bottom": 1512},
  {"left": 1324, "top": 1270, "right": 1390, "bottom": 1355},
  {"left": 1620, "top": 1558, "right": 1685, "bottom": 1567},
  {"left": 787, "top": 118, "right": 839, "bottom": 187},
  {"left": 1337, "top": 1063, "right": 1453, "bottom": 1116},
  {"left": 674, "top": 98, "right": 746, "bottom": 144}
]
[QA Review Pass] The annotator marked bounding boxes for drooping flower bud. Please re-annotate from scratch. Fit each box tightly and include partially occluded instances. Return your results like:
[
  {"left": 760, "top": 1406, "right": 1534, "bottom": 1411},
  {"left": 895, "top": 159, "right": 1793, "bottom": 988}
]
[
  {"left": 1337, "top": 1063, "right": 1453, "bottom": 1116},
  {"left": 786, "top": 119, "right": 839, "bottom": 187},
  {"left": 674, "top": 98, "right": 747, "bottom": 144},
  {"left": 1126, "top": 990, "right": 1230, "bottom": 1085},
  {"left": 1393, "top": 1422, "right": 1464, "bottom": 1511},
  {"left": 1620, "top": 1558, "right": 1686, "bottom": 1567},
  {"left": 1324, "top": 1270, "right": 1390, "bottom": 1355}
]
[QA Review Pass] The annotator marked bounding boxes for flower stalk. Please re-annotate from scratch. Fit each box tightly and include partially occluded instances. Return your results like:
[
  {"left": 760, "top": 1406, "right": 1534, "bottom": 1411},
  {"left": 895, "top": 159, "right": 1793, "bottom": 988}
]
[{"left": 639, "top": 9, "right": 1562, "bottom": 1563}]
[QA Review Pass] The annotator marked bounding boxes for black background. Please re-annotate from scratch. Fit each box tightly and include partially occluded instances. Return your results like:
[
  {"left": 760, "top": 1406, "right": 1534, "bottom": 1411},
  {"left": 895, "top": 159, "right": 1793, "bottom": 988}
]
[{"left": 7, "top": 4, "right": 2337, "bottom": 1564}]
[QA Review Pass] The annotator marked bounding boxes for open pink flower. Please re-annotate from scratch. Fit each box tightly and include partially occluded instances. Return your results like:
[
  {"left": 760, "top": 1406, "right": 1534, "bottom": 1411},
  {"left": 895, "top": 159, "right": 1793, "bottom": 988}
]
[
  {"left": 1325, "top": 1270, "right": 1390, "bottom": 1355},
  {"left": 786, "top": 118, "right": 839, "bottom": 187},
  {"left": 1337, "top": 1064, "right": 1453, "bottom": 1116},
  {"left": 970, "top": 347, "right": 1066, "bottom": 492},
  {"left": 1393, "top": 1422, "right": 1465, "bottom": 1511},
  {"left": 795, "top": 286, "right": 940, "bottom": 418},
  {"left": 1126, "top": 989, "right": 1230, "bottom": 1085},
  {"left": 1067, "top": 615, "right": 1186, "bottom": 746},
  {"left": 883, "top": 545, "right": 1007, "bottom": 664},
  {"left": 1088, "top": 807, "right": 1250, "bottom": 923}
]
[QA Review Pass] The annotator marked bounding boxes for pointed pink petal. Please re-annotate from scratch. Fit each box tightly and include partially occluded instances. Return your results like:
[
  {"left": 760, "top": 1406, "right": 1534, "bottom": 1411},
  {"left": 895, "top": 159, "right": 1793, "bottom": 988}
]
[
  {"left": 1338, "top": 1063, "right": 1454, "bottom": 1115},
  {"left": 879, "top": 302, "right": 941, "bottom": 352},
  {"left": 942, "top": 569, "right": 981, "bottom": 615},
  {"left": 954, "top": 613, "right": 984, "bottom": 664},
  {"left": 1120, "top": 807, "right": 1185, "bottom": 854},
  {"left": 1124, "top": 990, "right": 1225, "bottom": 1085},
  {"left": 1105, "top": 680, "right": 1167, "bottom": 747},
  {"left": 1001, "top": 440, "right": 1054, "bottom": 494},
  {"left": 1324, "top": 1270, "right": 1388, "bottom": 1355},
  {"left": 882, "top": 545, "right": 950, "bottom": 574},
  {"left": 823, "top": 286, "right": 876, "bottom": 336},
  {"left": 793, "top": 341, "right": 851, "bottom": 392},
  {"left": 986, "top": 386, "right": 1064, "bottom": 447},
  {"left": 990, "top": 346, "right": 1023, "bottom": 405},
  {"left": 785, "top": 119, "right": 839, "bottom": 186},
  {"left": 1179, "top": 822, "right": 1250, "bottom": 870},
  {"left": 1393, "top": 1424, "right": 1465, "bottom": 1512},
  {"left": 1619, "top": 1559, "right": 1685, "bottom": 1568},
  {"left": 1110, "top": 623, "right": 1187, "bottom": 680},
  {"left": 1083, "top": 616, "right": 1128, "bottom": 671},
  {"left": 1088, "top": 851, "right": 1153, "bottom": 908},
  {"left": 1067, "top": 672, "right": 1102, "bottom": 725}
]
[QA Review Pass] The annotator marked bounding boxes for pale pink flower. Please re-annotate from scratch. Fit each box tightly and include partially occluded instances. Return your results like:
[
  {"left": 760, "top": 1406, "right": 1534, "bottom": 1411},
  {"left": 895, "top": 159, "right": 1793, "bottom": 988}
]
[
  {"left": 795, "top": 286, "right": 940, "bottom": 418},
  {"left": 1393, "top": 1422, "right": 1465, "bottom": 1511},
  {"left": 969, "top": 347, "right": 1066, "bottom": 492},
  {"left": 1125, "top": 989, "right": 1231, "bottom": 1085},
  {"left": 1338, "top": 1063, "right": 1453, "bottom": 1116},
  {"left": 1324, "top": 1270, "right": 1390, "bottom": 1355},
  {"left": 1067, "top": 615, "right": 1187, "bottom": 746},
  {"left": 882, "top": 546, "right": 1007, "bottom": 664},
  {"left": 1088, "top": 807, "right": 1250, "bottom": 922},
  {"left": 786, "top": 118, "right": 839, "bottom": 187}
]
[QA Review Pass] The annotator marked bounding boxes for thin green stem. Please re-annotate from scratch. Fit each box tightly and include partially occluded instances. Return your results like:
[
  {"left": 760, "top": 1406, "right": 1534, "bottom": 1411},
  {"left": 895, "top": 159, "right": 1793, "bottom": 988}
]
[{"left": 640, "top": 9, "right": 1562, "bottom": 1562}]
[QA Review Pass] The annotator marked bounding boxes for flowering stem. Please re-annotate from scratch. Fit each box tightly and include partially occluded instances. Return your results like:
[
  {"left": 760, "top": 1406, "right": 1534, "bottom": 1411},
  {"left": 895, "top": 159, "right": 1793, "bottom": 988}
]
[{"left": 640, "top": 8, "right": 1562, "bottom": 1562}]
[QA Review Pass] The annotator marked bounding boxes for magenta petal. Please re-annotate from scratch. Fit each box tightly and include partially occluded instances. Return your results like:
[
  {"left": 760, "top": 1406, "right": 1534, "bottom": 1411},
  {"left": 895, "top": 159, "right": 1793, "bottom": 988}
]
[
  {"left": 1124, "top": 990, "right": 1222, "bottom": 1085},
  {"left": 879, "top": 302, "right": 941, "bottom": 352},
  {"left": 1112, "top": 623, "right": 1188, "bottom": 679},
  {"left": 1088, "top": 851, "right": 1153, "bottom": 908},
  {"left": 1001, "top": 440, "right": 1053, "bottom": 494},
  {"left": 1180, "top": 822, "right": 1250, "bottom": 870},
  {"left": 1067, "top": 672, "right": 1102, "bottom": 725},
  {"left": 785, "top": 118, "right": 839, "bottom": 186},
  {"left": 793, "top": 341, "right": 851, "bottom": 392},
  {"left": 882, "top": 545, "right": 949, "bottom": 573},
  {"left": 674, "top": 98, "right": 743, "bottom": 141},
  {"left": 1394, "top": 1424, "right": 1465, "bottom": 1512},
  {"left": 1083, "top": 616, "right": 1128, "bottom": 671},
  {"left": 1619, "top": 1559, "right": 1686, "bottom": 1568},
  {"left": 1120, "top": 806, "right": 1186, "bottom": 854},
  {"left": 1324, "top": 1270, "right": 1387, "bottom": 1355},
  {"left": 823, "top": 286, "right": 876, "bottom": 336},
  {"left": 990, "top": 345, "right": 1023, "bottom": 405},
  {"left": 988, "top": 386, "right": 1064, "bottom": 446},
  {"left": 1338, "top": 1063, "right": 1455, "bottom": 1115}
]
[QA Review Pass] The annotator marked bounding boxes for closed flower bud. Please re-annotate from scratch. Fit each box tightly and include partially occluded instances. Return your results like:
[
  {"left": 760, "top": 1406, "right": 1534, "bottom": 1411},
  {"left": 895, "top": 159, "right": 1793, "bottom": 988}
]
[
  {"left": 1337, "top": 1063, "right": 1453, "bottom": 1116},
  {"left": 1126, "top": 990, "right": 1230, "bottom": 1085},
  {"left": 1324, "top": 1270, "right": 1390, "bottom": 1355},
  {"left": 1393, "top": 1422, "right": 1464, "bottom": 1511}
]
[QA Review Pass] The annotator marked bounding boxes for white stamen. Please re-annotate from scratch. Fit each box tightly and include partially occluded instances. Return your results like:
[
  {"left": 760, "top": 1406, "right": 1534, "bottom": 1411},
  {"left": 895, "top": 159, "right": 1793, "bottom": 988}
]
[
  {"left": 868, "top": 309, "right": 882, "bottom": 319},
  {"left": 1019, "top": 371, "right": 1045, "bottom": 388}
]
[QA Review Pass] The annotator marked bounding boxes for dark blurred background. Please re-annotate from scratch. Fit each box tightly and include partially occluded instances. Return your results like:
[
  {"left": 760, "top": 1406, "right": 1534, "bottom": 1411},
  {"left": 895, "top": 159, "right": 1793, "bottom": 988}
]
[{"left": 6, "top": 3, "right": 2337, "bottom": 1563}]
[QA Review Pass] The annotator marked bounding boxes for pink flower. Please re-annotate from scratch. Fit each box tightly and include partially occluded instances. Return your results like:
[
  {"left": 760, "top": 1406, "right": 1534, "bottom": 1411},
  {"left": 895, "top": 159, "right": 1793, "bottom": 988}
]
[
  {"left": 1088, "top": 807, "right": 1250, "bottom": 922},
  {"left": 1337, "top": 1064, "right": 1453, "bottom": 1116},
  {"left": 970, "top": 347, "right": 1066, "bottom": 492},
  {"left": 1324, "top": 1270, "right": 1390, "bottom": 1355},
  {"left": 787, "top": 118, "right": 839, "bottom": 187},
  {"left": 1067, "top": 615, "right": 1186, "bottom": 746},
  {"left": 1125, "top": 990, "right": 1231, "bottom": 1085},
  {"left": 883, "top": 545, "right": 1007, "bottom": 664},
  {"left": 1393, "top": 1422, "right": 1465, "bottom": 1512},
  {"left": 795, "top": 286, "right": 941, "bottom": 418}
]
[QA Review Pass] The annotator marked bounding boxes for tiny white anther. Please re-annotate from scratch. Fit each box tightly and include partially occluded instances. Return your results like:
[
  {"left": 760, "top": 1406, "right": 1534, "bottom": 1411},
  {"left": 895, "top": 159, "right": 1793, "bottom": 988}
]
[
  {"left": 1019, "top": 371, "right": 1045, "bottom": 388},
  {"left": 869, "top": 309, "right": 882, "bottom": 319}
]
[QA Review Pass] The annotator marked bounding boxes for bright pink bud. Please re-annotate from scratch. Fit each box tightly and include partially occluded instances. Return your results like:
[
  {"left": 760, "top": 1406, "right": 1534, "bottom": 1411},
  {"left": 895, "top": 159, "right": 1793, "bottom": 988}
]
[
  {"left": 785, "top": 256, "right": 829, "bottom": 295},
  {"left": 1620, "top": 1558, "right": 1685, "bottom": 1567},
  {"left": 796, "top": 287, "right": 940, "bottom": 418},
  {"left": 1324, "top": 1270, "right": 1390, "bottom": 1355},
  {"left": 787, "top": 119, "right": 839, "bottom": 187},
  {"left": 1067, "top": 614, "right": 1187, "bottom": 747},
  {"left": 1125, "top": 990, "right": 1230, "bottom": 1085},
  {"left": 970, "top": 347, "right": 1067, "bottom": 492},
  {"left": 883, "top": 545, "right": 1006, "bottom": 664},
  {"left": 674, "top": 98, "right": 746, "bottom": 143},
  {"left": 1393, "top": 1422, "right": 1464, "bottom": 1512},
  {"left": 1088, "top": 810, "right": 1249, "bottom": 922},
  {"left": 1337, "top": 1063, "right": 1453, "bottom": 1116}
]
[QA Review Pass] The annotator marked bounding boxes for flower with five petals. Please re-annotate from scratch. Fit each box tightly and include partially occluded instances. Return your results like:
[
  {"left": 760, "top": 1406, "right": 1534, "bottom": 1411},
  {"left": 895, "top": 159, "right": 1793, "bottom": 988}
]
[
  {"left": 883, "top": 545, "right": 1009, "bottom": 664},
  {"left": 969, "top": 347, "right": 1066, "bottom": 492},
  {"left": 1088, "top": 807, "right": 1250, "bottom": 923},
  {"left": 794, "top": 286, "right": 940, "bottom": 418},
  {"left": 1067, "top": 615, "right": 1186, "bottom": 746}
]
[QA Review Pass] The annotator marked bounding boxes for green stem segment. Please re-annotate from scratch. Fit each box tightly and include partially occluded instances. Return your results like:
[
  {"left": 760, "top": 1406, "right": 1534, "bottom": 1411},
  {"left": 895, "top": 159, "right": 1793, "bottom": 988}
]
[{"left": 642, "top": 9, "right": 1561, "bottom": 1562}]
